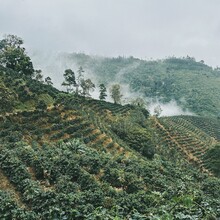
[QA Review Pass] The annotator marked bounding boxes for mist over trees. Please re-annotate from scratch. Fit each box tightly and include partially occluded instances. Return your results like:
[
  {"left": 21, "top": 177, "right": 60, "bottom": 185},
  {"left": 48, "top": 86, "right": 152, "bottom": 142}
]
[
  {"left": 110, "top": 84, "right": 123, "bottom": 104},
  {"left": 59, "top": 52, "right": 220, "bottom": 117},
  {"left": 0, "top": 34, "right": 220, "bottom": 219}
]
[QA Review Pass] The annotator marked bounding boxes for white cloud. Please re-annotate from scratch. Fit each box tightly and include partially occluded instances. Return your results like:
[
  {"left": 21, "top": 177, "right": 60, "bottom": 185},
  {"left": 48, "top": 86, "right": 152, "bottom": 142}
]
[
  {"left": 1, "top": 0, "right": 220, "bottom": 66},
  {"left": 148, "top": 100, "right": 194, "bottom": 117}
]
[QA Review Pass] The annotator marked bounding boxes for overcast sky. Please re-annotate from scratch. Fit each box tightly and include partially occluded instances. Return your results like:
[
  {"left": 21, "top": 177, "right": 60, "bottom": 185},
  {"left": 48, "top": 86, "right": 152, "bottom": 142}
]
[{"left": 1, "top": 0, "right": 220, "bottom": 66}]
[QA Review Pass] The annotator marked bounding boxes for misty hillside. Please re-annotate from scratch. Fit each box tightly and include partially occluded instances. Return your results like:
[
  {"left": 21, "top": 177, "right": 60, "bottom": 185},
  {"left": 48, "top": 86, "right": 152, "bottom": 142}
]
[
  {"left": 2, "top": 0, "right": 220, "bottom": 218},
  {"left": 47, "top": 53, "right": 220, "bottom": 117},
  {"left": 1, "top": 72, "right": 220, "bottom": 219},
  {"left": 0, "top": 35, "right": 220, "bottom": 219}
]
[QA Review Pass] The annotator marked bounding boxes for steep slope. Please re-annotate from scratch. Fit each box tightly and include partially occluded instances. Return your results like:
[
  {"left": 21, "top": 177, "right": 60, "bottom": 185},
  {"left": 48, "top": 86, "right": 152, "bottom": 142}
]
[
  {"left": 1, "top": 35, "right": 219, "bottom": 218},
  {"left": 0, "top": 62, "right": 220, "bottom": 219},
  {"left": 0, "top": 90, "right": 220, "bottom": 219},
  {"left": 181, "top": 115, "right": 220, "bottom": 141},
  {"left": 154, "top": 116, "right": 218, "bottom": 174}
]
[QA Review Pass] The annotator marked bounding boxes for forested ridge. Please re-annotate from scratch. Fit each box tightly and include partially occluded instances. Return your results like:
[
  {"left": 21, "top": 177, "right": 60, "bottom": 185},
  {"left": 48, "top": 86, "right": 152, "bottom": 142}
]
[
  {"left": 60, "top": 53, "right": 220, "bottom": 117},
  {"left": 0, "top": 35, "right": 220, "bottom": 219}
]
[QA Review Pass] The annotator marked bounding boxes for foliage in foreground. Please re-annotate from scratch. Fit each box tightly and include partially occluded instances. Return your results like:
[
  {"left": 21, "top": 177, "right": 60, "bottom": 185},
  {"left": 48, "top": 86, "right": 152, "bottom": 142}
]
[
  {"left": 0, "top": 139, "right": 219, "bottom": 219},
  {"left": 204, "top": 144, "right": 220, "bottom": 177}
]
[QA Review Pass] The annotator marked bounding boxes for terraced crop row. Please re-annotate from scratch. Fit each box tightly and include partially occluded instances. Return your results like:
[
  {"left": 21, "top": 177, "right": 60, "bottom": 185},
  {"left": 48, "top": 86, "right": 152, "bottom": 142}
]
[
  {"left": 84, "top": 99, "right": 134, "bottom": 116},
  {"left": 161, "top": 117, "right": 215, "bottom": 146},
  {"left": 179, "top": 116, "right": 220, "bottom": 141},
  {"left": 0, "top": 104, "right": 126, "bottom": 156},
  {"left": 155, "top": 117, "right": 214, "bottom": 173}
]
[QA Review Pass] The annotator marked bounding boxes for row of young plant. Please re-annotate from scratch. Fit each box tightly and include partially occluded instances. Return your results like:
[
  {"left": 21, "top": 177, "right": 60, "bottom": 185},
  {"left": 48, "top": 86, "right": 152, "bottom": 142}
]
[
  {"left": 85, "top": 99, "right": 134, "bottom": 115},
  {"left": 168, "top": 116, "right": 214, "bottom": 143},
  {"left": 0, "top": 98, "right": 120, "bottom": 156},
  {"left": 181, "top": 115, "right": 220, "bottom": 141},
  {"left": 0, "top": 106, "right": 89, "bottom": 144},
  {"left": 159, "top": 117, "right": 210, "bottom": 160},
  {"left": 0, "top": 109, "right": 61, "bottom": 143},
  {"left": 202, "top": 143, "right": 220, "bottom": 177},
  {"left": 154, "top": 119, "right": 188, "bottom": 164}
]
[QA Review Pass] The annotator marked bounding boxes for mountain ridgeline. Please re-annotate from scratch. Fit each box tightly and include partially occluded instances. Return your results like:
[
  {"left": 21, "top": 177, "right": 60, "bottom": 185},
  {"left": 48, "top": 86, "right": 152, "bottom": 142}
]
[
  {"left": 0, "top": 35, "right": 220, "bottom": 219},
  {"left": 58, "top": 53, "right": 220, "bottom": 117}
]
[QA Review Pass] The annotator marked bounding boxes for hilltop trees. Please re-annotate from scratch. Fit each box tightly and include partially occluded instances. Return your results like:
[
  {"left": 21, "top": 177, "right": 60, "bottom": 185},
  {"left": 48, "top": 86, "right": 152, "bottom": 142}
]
[
  {"left": 61, "top": 67, "right": 96, "bottom": 97},
  {"left": 62, "top": 69, "right": 76, "bottom": 92},
  {"left": 110, "top": 84, "right": 123, "bottom": 104},
  {"left": 99, "top": 84, "right": 107, "bottom": 100},
  {"left": 80, "top": 78, "right": 95, "bottom": 97},
  {"left": 0, "top": 35, "right": 34, "bottom": 77},
  {"left": 45, "top": 76, "right": 53, "bottom": 86},
  {"left": 131, "top": 97, "right": 146, "bottom": 108},
  {"left": 34, "top": 70, "right": 43, "bottom": 83}
]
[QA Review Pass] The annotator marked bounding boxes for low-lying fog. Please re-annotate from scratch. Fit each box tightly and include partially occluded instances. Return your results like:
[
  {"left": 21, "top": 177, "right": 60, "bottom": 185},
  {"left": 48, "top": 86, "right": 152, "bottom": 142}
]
[
  {"left": 30, "top": 52, "right": 195, "bottom": 117},
  {"left": 148, "top": 100, "right": 194, "bottom": 117}
]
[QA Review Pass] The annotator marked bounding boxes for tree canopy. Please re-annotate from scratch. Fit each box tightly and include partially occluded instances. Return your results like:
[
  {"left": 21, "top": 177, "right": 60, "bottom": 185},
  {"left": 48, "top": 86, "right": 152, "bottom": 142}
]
[
  {"left": 110, "top": 84, "right": 123, "bottom": 104},
  {"left": 62, "top": 69, "right": 76, "bottom": 93},
  {"left": 80, "top": 78, "right": 95, "bottom": 97},
  {"left": 0, "top": 35, "right": 34, "bottom": 77},
  {"left": 99, "top": 83, "right": 107, "bottom": 100}
]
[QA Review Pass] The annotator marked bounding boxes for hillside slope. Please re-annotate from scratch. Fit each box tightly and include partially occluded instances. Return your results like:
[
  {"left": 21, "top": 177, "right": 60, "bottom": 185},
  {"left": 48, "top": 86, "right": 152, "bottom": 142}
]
[
  {"left": 0, "top": 40, "right": 220, "bottom": 218},
  {"left": 0, "top": 78, "right": 220, "bottom": 219},
  {"left": 154, "top": 116, "right": 220, "bottom": 174}
]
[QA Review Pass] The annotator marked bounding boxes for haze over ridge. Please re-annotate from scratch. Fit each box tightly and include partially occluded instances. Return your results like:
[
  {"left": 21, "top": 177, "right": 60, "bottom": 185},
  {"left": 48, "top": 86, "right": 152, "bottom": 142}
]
[{"left": 1, "top": 0, "right": 220, "bottom": 67}]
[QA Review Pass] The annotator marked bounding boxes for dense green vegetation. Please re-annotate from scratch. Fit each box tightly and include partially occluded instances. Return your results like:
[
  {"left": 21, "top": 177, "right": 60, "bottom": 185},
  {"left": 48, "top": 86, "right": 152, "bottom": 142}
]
[
  {"left": 204, "top": 144, "right": 220, "bottom": 177},
  {"left": 181, "top": 116, "right": 220, "bottom": 141},
  {"left": 63, "top": 53, "right": 220, "bottom": 116},
  {"left": 0, "top": 65, "right": 58, "bottom": 112},
  {"left": 0, "top": 35, "right": 220, "bottom": 219},
  {"left": 1, "top": 138, "right": 220, "bottom": 219}
]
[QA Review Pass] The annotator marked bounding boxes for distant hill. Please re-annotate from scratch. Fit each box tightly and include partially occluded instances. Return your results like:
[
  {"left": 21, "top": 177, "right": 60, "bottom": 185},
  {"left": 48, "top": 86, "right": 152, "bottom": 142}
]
[{"left": 58, "top": 53, "right": 220, "bottom": 116}]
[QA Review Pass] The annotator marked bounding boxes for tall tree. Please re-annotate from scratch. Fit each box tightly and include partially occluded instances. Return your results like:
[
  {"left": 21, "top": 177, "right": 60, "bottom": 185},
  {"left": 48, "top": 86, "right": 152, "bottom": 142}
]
[
  {"left": 34, "top": 70, "right": 43, "bottom": 83},
  {"left": 110, "top": 84, "right": 123, "bottom": 104},
  {"left": 76, "top": 66, "right": 85, "bottom": 94},
  {"left": 62, "top": 69, "right": 76, "bottom": 93},
  {"left": 77, "top": 66, "right": 84, "bottom": 83},
  {"left": 45, "top": 76, "right": 53, "bottom": 86},
  {"left": 154, "top": 105, "right": 162, "bottom": 117},
  {"left": 80, "top": 78, "right": 95, "bottom": 97},
  {"left": 0, "top": 35, "right": 34, "bottom": 77},
  {"left": 99, "top": 84, "right": 107, "bottom": 100}
]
